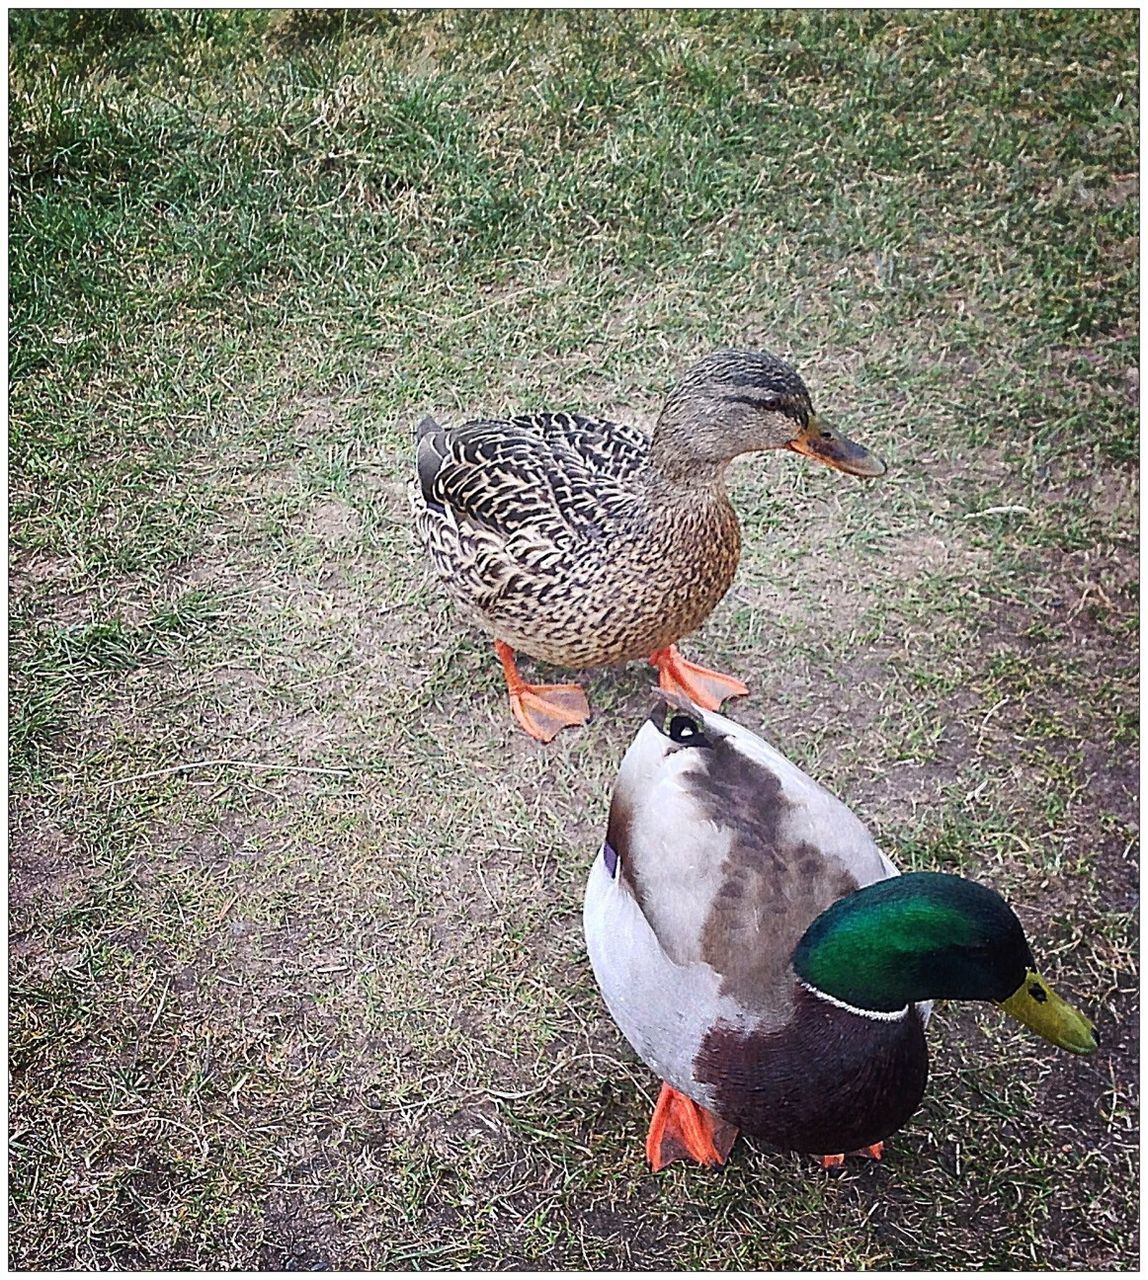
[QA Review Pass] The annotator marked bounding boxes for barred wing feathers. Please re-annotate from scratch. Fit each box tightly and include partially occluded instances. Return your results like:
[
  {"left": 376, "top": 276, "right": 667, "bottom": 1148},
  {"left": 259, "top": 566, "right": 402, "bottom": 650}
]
[{"left": 412, "top": 412, "right": 651, "bottom": 614}]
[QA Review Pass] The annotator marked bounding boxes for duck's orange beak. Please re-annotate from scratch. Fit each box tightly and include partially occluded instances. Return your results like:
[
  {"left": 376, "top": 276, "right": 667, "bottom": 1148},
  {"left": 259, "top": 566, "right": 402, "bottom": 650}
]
[{"left": 788, "top": 417, "right": 887, "bottom": 478}]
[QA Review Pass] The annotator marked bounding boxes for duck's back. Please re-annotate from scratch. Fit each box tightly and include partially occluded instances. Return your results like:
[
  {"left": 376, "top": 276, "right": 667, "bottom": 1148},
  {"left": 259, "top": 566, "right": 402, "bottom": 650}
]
[
  {"left": 512, "top": 411, "right": 651, "bottom": 485},
  {"left": 596, "top": 717, "right": 896, "bottom": 1026},
  {"left": 415, "top": 412, "right": 647, "bottom": 535}
]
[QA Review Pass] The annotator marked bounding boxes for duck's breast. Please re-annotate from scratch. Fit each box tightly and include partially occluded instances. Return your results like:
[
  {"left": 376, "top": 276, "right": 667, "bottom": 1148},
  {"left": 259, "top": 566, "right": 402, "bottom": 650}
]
[{"left": 694, "top": 985, "right": 930, "bottom": 1154}]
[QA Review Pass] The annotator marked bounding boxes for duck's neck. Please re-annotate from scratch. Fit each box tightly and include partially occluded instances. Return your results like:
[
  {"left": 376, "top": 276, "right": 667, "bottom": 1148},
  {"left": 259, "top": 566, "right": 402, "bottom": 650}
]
[
  {"left": 791, "top": 872, "right": 1029, "bottom": 1015},
  {"left": 647, "top": 404, "right": 741, "bottom": 488},
  {"left": 643, "top": 451, "right": 730, "bottom": 493}
]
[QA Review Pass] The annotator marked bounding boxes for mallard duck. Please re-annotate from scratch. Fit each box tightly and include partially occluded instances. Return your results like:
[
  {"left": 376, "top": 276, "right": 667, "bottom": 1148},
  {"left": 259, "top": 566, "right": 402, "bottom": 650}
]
[
  {"left": 583, "top": 693, "right": 1098, "bottom": 1169},
  {"left": 411, "top": 349, "right": 885, "bottom": 741}
]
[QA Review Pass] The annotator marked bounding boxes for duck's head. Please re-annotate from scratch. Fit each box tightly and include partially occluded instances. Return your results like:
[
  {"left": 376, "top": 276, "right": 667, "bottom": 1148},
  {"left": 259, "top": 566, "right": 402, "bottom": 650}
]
[
  {"left": 652, "top": 348, "right": 886, "bottom": 480},
  {"left": 794, "top": 871, "right": 1098, "bottom": 1055}
]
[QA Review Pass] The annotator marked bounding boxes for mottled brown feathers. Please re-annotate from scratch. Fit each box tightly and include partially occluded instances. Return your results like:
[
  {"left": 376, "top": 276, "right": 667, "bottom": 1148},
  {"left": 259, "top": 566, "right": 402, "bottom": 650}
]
[
  {"left": 412, "top": 407, "right": 742, "bottom": 668},
  {"left": 411, "top": 351, "right": 827, "bottom": 668}
]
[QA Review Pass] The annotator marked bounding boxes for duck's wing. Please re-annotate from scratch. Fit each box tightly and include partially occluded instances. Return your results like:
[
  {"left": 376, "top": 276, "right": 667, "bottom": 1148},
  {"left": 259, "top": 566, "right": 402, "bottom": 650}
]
[
  {"left": 511, "top": 412, "right": 650, "bottom": 484},
  {"left": 413, "top": 413, "right": 646, "bottom": 543}
]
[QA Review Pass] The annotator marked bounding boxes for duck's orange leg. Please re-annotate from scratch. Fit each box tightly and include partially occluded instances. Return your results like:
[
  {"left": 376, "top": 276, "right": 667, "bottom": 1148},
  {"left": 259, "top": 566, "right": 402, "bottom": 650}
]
[
  {"left": 494, "top": 641, "right": 589, "bottom": 742},
  {"left": 818, "top": 1142, "right": 884, "bottom": 1169},
  {"left": 646, "top": 1082, "right": 739, "bottom": 1172},
  {"left": 648, "top": 646, "right": 749, "bottom": 711}
]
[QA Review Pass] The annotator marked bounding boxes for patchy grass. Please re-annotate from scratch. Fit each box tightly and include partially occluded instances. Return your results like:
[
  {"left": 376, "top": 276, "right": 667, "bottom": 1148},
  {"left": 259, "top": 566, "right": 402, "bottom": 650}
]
[{"left": 8, "top": 9, "right": 1137, "bottom": 1270}]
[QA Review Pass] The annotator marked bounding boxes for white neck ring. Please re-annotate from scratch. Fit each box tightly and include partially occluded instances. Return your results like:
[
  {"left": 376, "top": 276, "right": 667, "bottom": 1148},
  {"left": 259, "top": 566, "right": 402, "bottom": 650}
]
[{"left": 798, "top": 979, "right": 909, "bottom": 1023}]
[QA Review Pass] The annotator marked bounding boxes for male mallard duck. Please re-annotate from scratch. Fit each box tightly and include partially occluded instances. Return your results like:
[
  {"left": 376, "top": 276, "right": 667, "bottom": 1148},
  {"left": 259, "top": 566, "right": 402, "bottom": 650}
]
[
  {"left": 411, "top": 349, "right": 885, "bottom": 742},
  {"left": 583, "top": 693, "right": 1098, "bottom": 1169}
]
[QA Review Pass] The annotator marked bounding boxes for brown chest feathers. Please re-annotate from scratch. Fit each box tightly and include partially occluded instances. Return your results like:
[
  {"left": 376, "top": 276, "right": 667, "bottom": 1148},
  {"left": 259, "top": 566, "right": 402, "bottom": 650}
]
[
  {"left": 694, "top": 988, "right": 929, "bottom": 1154},
  {"left": 422, "top": 468, "right": 743, "bottom": 668}
]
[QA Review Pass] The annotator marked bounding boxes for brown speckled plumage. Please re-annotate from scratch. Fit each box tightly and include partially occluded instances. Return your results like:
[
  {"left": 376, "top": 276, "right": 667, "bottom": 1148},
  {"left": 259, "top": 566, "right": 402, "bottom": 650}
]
[{"left": 410, "top": 350, "right": 825, "bottom": 669}]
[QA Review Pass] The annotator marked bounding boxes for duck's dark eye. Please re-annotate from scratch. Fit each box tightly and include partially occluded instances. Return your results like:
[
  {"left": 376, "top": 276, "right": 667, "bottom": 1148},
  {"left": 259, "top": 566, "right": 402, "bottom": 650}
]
[{"left": 666, "top": 712, "right": 709, "bottom": 746}]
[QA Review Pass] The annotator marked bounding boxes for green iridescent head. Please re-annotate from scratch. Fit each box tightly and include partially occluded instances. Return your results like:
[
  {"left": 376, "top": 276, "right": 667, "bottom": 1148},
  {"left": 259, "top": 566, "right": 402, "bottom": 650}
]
[{"left": 792, "top": 872, "right": 1096, "bottom": 1054}]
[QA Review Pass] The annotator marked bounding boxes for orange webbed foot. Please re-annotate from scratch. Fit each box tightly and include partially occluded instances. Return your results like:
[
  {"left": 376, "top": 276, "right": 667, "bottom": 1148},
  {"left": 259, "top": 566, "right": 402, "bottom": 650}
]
[
  {"left": 495, "top": 641, "right": 589, "bottom": 742},
  {"left": 818, "top": 1142, "right": 884, "bottom": 1169},
  {"left": 646, "top": 1083, "right": 739, "bottom": 1172},
  {"left": 509, "top": 684, "right": 590, "bottom": 742},
  {"left": 648, "top": 646, "right": 749, "bottom": 711}
]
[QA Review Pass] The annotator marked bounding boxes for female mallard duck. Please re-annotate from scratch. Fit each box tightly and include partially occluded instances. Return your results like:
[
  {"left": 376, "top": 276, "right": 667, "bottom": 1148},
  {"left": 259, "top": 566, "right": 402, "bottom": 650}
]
[
  {"left": 584, "top": 693, "right": 1098, "bottom": 1169},
  {"left": 412, "top": 349, "right": 885, "bottom": 742}
]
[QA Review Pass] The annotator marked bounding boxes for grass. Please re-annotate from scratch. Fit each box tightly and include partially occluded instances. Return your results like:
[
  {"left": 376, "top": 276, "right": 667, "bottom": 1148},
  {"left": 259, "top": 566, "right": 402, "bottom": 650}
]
[{"left": 8, "top": 8, "right": 1138, "bottom": 1270}]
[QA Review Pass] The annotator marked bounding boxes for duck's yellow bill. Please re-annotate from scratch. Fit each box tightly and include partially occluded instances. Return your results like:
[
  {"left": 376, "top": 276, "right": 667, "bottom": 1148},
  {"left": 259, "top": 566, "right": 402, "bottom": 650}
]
[
  {"left": 998, "top": 969, "right": 1097, "bottom": 1055},
  {"left": 787, "top": 417, "right": 887, "bottom": 478}
]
